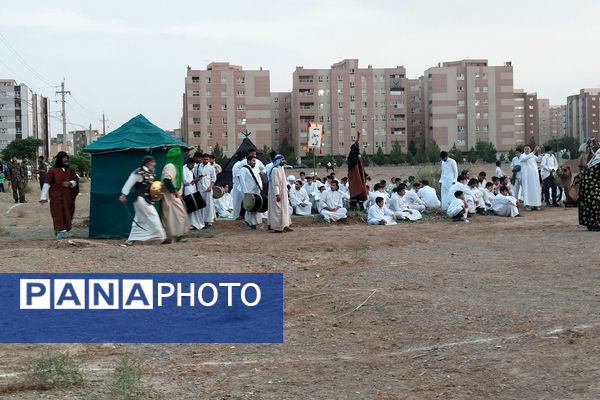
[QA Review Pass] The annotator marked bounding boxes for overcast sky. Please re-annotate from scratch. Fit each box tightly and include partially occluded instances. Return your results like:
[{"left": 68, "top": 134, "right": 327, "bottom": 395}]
[{"left": 1, "top": 0, "right": 599, "bottom": 137}]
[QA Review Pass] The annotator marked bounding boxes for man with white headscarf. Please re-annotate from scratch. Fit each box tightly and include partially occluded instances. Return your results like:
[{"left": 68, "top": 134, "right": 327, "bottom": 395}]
[{"left": 268, "top": 154, "right": 292, "bottom": 233}]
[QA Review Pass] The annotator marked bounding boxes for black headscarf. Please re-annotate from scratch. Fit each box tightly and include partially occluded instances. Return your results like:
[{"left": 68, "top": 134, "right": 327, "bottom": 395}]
[
  {"left": 141, "top": 155, "right": 155, "bottom": 166},
  {"left": 347, "top": 142, "right": 361, "bottom": 171},
  {"left": 54, "top": 151, "right": 69, "bottom": 168}
]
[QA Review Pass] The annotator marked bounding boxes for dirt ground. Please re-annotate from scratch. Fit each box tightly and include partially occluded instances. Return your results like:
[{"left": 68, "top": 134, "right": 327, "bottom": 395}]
[{"left": 0, "top": 163, "right": 599, "bottom": 399}]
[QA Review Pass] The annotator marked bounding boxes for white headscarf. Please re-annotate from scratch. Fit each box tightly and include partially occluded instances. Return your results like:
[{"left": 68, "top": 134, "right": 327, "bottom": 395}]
[{"left": 587, "top": 148, "right": 600, "bottom": 169}]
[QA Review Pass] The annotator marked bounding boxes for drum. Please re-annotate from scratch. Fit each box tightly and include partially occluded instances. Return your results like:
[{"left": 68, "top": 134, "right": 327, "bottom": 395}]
[
  {"left": 212, "top": 185, "right": 224, "bottom": 199},
  {"left": 243, "top": 193, "right": 268, "bottom": 213},
  {"left": 183, "top": 191, "right": 206, "bottom": 213}
]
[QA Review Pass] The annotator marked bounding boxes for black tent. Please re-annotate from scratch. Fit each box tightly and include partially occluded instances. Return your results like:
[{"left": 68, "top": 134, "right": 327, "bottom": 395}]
[{"left": 216, "top": 138, "right": 269, "bottom": 189}]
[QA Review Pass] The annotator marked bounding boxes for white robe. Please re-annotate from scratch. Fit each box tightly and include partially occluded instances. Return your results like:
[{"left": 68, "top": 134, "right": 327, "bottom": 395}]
[
  {"left": 367, "top": 204, "right": 397, "bottom": 225},
  {"left": 540, "top": 153, "right": 558, "bottom": 180},
  {"left": 389, "top": 192, "right": 422, "bottom": 221},
  {"left": 303, "top": 182, "right": 319, "bottom": 210},
  {"left": 418, "top": 185, "right": 441, "bottom": 208},
  {"left": 492, "top": 193, "right": 519, "bottom": 217},
  {"left": 121, "top": 170, "right": 166, "bottom": 242},
  {"left": 495, "top": 166, "right": 505, "bottom": 178},
  {"left": 238, "top": 165, "right": 262, "bottom": 226},
  {"left": 289, "top": 187, "right": 312, "bottom": 215},
  {"left": 510, "top": 156, "right": 522, "bottom": 200},
  {"left": 231, "top": 160, "right": 244, "bottom": 219},
  {"left": 470, "top": 186, "right": 484, "bottom": 211},
  {"left": 404, "top": 189, "right": 426, "bottom": 211},
  {"left": 215, "top": 192, "right": 233, "bottom": 218},
  {"left": 519, "top": 152, "right": 542, "bottom": 207},
  {"left": 196, "top": 163, "right": 216, "bottom": 223},
  {"left": 268, "top": 165, "right": 291, "bottom": 231},
  {"left": 481, "top": 188, "right": 495, "bottom": 210},
  {"left": 446, "top": 197, "right": 467, "bottom": 220},
  {"left": 319, "top": 190, "right": 347, "bottom": 222},
  {"left": 439, "top": 158, "right": 458, "bottom": 210},
  {"left": 183, "top": 167, "right": 204, "bottom": 230}
]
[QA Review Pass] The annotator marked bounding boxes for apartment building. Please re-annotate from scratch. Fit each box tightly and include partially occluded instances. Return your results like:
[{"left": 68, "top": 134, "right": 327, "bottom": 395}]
[
  {"left": 183, "top": 63, "right": 271, "bottom": 156},
  {"left": 566, "top": 88, "right": 600, "bottom": 143},
  {"left": 0, "top": 79, "right": 50, "bottom": 157},
  {"left": 291, "top": 59, "right": 412, "bottom": 156},
  {"left": 423, "top": 60, "right": 514, "bottom": 152},
  {"left": 270, "top": 92, "right": 292, "bottom": 151},
  {"left": 548, "top": 105, "right": 566, "bottom": 140}
]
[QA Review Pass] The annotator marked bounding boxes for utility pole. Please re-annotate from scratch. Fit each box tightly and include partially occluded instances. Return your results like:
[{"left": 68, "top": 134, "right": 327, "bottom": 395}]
[
  {"left": 102, "top": 112, "right": 106, "bottom": 135},
  {"left": 55, "top": 79, "right": 70, "bottom": 141}
]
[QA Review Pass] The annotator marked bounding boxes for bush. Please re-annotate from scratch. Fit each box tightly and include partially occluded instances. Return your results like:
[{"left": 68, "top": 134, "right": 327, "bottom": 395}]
[
  {"left": 108, "top": 354, "right": 157, "bottom": 399},
  {"left": 28, "top": 351, "right": 83, "bottom": 390},
  {"left": 413, "top": 166, "right": 441, "bottom": 194}
]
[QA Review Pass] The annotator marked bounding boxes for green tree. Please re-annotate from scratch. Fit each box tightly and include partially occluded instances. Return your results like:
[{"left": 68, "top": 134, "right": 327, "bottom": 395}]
[
  {"left": 305, "top": 148, "right": 316, "bottom": 168},
  {"left": 388, "top": 141, "right": 403, "bottom": 165},
  {"left": 195, "top": 145, "right": 203, "bottom": 155},
  {"left": 335, "top": 155, "right": 345, "bottom": 167},
  {"left": 426, "top": 140, "right": 441, "bottom": 163},
  {"left": 211, "top": 143, "right": 228, "bottom": 168},
  {"left": 361, "top": 150, "right": 370, "bottom": 167},
  {"left": 1, "top": 137, "right": 43, "bottom": 160},
  {"left": 69, "top": 153, "right": 91, "bottom": 176},
  {"left": 372, "top": 146, "right": 387, "bottom": 165},
  {"left": 286, "top": 152, "right": 297, "bottom": 167},
  {"left": 475, "top": 140, "right": 497, "bottom": 163},
  {"left": 415, "top": 151, "right": 427, "bottom": 164},
  {"left": 527, "top": 136, "right": 536, "bottom": 149},
  {"left": 448, "top": 144, "right": 463, "bottom": 162},
  {"left": 507, "top": 148, "right": 516, "bottom": 161},
  {"left": 408, "top": 140, "right": 417, "bottom": 156},
  {"left": 406, "top": 152, "right": 417, "bottom": 165},
  {"left": 467, "top": 146, "right": 478, "bottom": 163},
  {"left": 498, "top": 153, "right": 506, "bottom": 162},
  {"left": 544, "top": 136, "right": 580, "bottom": 160}
]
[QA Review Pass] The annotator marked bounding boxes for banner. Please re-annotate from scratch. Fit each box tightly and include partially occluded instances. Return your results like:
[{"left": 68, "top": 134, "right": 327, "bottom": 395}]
[
  {"left": 0, "top": 273, "right": 283, "bottom": 343},
  {"left": 307, "top": 121, "right": 324, "bottom": 150}
]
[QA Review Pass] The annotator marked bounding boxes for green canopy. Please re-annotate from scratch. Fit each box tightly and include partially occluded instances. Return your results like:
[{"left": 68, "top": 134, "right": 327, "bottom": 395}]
[{"left": 83, "top": 114, "right": 190, "bottom": 238}]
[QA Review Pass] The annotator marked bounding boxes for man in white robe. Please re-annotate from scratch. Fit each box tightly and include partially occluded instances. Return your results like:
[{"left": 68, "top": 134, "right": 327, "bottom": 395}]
[
  {"left": 481, "top": 182, "right": 495, "bottom": 211},
  {"left": 196, "top": 153, "right": 216, "bottom": 226},
  {"left": 289, "top": 180, "right": 312, "bottom": 215},
  {"left": 439, "top": 151, "right": 458, "bottom": 210},
  {"left": 215, "top": 183, "right": 234, "bottom": 218},
  {"left": 183, "top": 157, "right": 204, "bottom": 230},
  {"left": 404, "top": 183, "right": 427, "bottom": 212},
  {"left": 510, "top": 149, "right": 522, "bottom": 201},
  {"left": 389, "top": 184, "right": 422, "bottom": 221},
  {"left": 303, "top": 176, "right": 319, "bottom": 211},
  {"left": 231, "top": 152, "right": 246, "bottom": 219},
  {"left": 268, "top": 155, "right": 292, "bottom": 233},
  {"left": 119, "top": 155, "right": 167, "bottom": 245},
  {"left": 319, "top": 180, "right": 347, "bottom": 222},
  {"left": 367, "top": 197, "right": 397, "bottom": 225},
  {"left": 448, "top": 175, "right": 473, "bottom": 212},
  {"left": 519, "top": 145, "right": 542, "bottom": 209},
  {"left": 446, "top": 190, "right": 468, "bottom": 222},
  {"left": 491, "top": 185, "right": 520, "bottom": 217},
  {"left": 540, "top": 145, "right": 559, "bottom": 206},
  {"left": 238, "top": 155, "right": 263, "bottom": 229},
  {"left": 418, "top": 180, "right": 441, "bottom": 208}
]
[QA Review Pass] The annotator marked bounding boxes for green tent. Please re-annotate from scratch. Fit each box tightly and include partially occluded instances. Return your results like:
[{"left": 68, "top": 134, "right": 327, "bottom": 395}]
[{"left": 83, "top": 114, "right": 190, "bottom": 238}]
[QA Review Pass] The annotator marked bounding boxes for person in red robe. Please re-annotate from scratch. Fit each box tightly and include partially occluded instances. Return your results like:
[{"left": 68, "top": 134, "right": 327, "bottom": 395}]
[
  {"left": 39, "top": 151, "right": 79, "bottom": 239},
  {"left": 348, "top": 130, "right": 367, "bottom": 209}
]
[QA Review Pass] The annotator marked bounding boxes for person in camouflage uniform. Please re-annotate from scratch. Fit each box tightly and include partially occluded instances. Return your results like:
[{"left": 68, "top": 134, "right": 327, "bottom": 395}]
[{"left": 7, "top": 155, "right": 26, "bottom": 203}]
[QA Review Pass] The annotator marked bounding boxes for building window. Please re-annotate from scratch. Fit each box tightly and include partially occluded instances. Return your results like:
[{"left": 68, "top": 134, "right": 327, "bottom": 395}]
[
  {"left": 221, "top": 104, "right": 227, "bottom": 111},
  {"left": 350, "top": 122, "right": 356, "bottom": 128},
  {"left": 391, "top": 128, "right": 405, "bottom": 135},
  {"left": 318, "top": 75, "right": 324, "bottom": 82},
  {"left": 483, "top": 87, "right": 488, "bottom": 93},
  {"left": 207, "top": 104, "right": 212, "bottom": 111},
  {"left": 350, "top": 82, "right": 355, "bottom": 88},
  {"left": 350, "top": 95, "right": 355, "bottom": 102},
  {"left": 192, "top": 76, "right": 199, "bottom": 83},
  {"left": 390, "top": 101, "right": 404, "bottom": 109},
  {"left": 338, "top": 76, "right": 343, "bottom": 82},
  {"left": 474, "top": 100, "right": 480, "bottom": 106},
  {"left": 274, "top": 118, "right": 278, "bottom": 123},
  {"left": 318, "top": 89, "right": 325, "bottom": 96},
  {"left": 319, "top": 116, "right": 324, "bottom": 122},
  {"left": 457, "top": 126, "right": 465, "bottom": 132},
  {"left": 192, "top": 90, "right": 200, "bottom": 97},
  {"left": 476, "top": 125, "right": 480, "bottom": 132},
  {"left": 221, "top": 77, "right": 227, "bottom": 83},
  {"left": 457, "top": 113, "right": 465, "bottom": 119},
  {"left": 222, "top": 131, "right": 228, "bottom": 138},
  {"left": 274, "top": 97, "right": 278, "bottom": 103},
  {"left": 207, "top": 118, "right": 212, "bottom": 125},
  {"left": 483, "top": 112, "right": 488, "bottom": 119},
  {"left": 318, "top": 103, "right": 325, "bottom": 109},
  {"left": 192, "top": 117, "right": 201, "bottom": 124},
  {"left": 362, "top": 115, "right": 367, "bottom": 122},
  {"left": 208, "top": 132, "right": 213, "bottom": 138},
  {"left": 237, "top": 118, "right": 246, "bottom": 125},
  {"left": 361, "top": 89, "right": 367, "bottom": 96},
  {"left": 362, "top": 101, "right": 367, "bottom": 108},
  {"left": 192, "top": 104, "right": 200, "bottom": 111},
  {"left": 299, "top": 75, "right": 314, "bottom": 83},
  {"left": 338, "top": 115, "right": 344, "bottom": 121},
  {"left": 457, "top": 87, "right": 464, "bottom": 92},
  {"left": 476, "top": 112, "right": 481, "bottom": 119},
  {"left": 206, "top": 77, "right": 211, "bottom": 83},
  {"left": 483, "top": 99, "right": 488, "bottom": 105},
  {"left": 237, "top": 104, "right": 245, "bottom": 110},
  {"left": 337, "top": 89, "right": 343, "bottom": 95},
  {"left": 484, "top": 125, "right": 489, "bottom": 132},
  {"left": 222, "top": 117, "right": 227, "bottom": 124},
  {"left": 236, "top": 77, "right": 245, "bottom": 84},
  {"left": 300, "top": 102, "right": 314, "bottom": 110},
  {"left": 457, "top": 73, "right": 464, "bottom": 80},
  {"left": 237, "top": 90, "right": 245, "bottom": 97},
  {"left": 350, "top": 109, "right": 355, "bottom": 115},
  {"left": 193, "top": 131, "right": 201, "bottom": 138},
  {"left": 206, "top": 91, "right": 211, "bottom": 97},
  {"left": 339, "top": 102, "right": 343, "bottom": 108},
  {"left": 221, "top": 91, "right": 227, "bottom": 98}
]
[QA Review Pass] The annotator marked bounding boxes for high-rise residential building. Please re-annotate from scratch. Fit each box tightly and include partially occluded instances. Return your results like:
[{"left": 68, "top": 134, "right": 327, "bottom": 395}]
[
  {"left": 183, "top": 62, "right": 271, "bottom": 156},
  {"left": 270, "top": 92, "right": 292, "bottom": 151},
  {"left": 513, "top": 90, "right": 539, "bottom": 147},
  {"left": 70, "top": 128, "right": 101, "bottom": 154},
  {"left": 549, "top": 105, "right": 566, "bottom": 140},
  {"left": 566, "top": 88, "right": 600, "bottom": 143},
  {"left": 423, "top": 60, "right": 514, "bottom": 152},
  {"left": 291, "top": 59, "right": 412, "bottom": 156},
  {"left": 0, "top": 79, "right": 50, "bottom": 157},
  {"left": 538, "top": 98, "right": 550, "bottom": 145}
]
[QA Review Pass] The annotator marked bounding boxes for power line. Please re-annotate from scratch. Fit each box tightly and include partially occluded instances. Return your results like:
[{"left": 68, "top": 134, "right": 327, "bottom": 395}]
[
  {"left": 0, "top": 31, "right": 56, "bottom": 88},
  {"left": 68, "top": 93, "right": 97, "bottom": 119}
]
